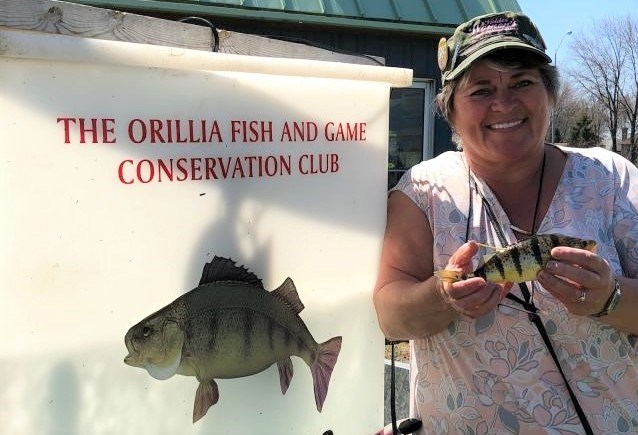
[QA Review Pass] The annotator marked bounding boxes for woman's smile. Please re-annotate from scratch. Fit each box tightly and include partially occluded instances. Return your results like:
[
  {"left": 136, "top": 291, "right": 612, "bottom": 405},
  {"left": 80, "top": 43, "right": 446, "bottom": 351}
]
[{"left": 486, "top": 119, "right": 525, "bottom": 130}]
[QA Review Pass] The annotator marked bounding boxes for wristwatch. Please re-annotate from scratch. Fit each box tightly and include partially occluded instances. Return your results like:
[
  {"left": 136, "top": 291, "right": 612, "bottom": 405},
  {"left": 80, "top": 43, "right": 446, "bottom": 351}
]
[{"left": 591, "top": 278, "right": 622, "bottom": 318}]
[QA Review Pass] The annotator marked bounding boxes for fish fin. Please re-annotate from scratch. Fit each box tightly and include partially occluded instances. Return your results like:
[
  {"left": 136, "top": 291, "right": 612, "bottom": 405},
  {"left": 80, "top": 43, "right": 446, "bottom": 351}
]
[
  {"left": 277, "top": 357, "right": 294, "bottom": 394},
  {"left": 476, "top": 242, "right": 500, "bottom": 251},
  {"left": 193, "top": 379, "right": 219, "bottom": 423},
  {"left": 481, "top": 252, "right": 495, "bottom": 264},
  {"left": 271, "top": 277, "right": 304, "bottom": 314},
  {"left": 433, "top": 269, "right": 462, "bottom": 283},
  {"left": 199, "top": 256, "right": 263, "bottom": 288},
  {"left": 311, "top": 336, "right": 342, "bottom": 412}
]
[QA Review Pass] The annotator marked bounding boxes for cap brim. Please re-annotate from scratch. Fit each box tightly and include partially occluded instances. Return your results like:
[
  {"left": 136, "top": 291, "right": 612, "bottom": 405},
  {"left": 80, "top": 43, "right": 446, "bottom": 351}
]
[{"left": 443, "top": 42, "right": 552, "bottom": 83}]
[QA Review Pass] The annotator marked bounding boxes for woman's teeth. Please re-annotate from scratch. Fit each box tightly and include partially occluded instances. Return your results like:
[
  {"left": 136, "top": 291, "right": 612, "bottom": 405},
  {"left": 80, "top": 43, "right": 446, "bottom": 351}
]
[{"left": 490, "top": 120, "right": 523, "bottom": 129}]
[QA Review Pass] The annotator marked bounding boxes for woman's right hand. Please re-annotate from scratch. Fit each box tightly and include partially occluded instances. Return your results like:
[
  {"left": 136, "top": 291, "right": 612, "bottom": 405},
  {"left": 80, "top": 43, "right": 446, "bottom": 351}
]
[{"left": 437, "top": 241, "right": 511, "bottom": 318}]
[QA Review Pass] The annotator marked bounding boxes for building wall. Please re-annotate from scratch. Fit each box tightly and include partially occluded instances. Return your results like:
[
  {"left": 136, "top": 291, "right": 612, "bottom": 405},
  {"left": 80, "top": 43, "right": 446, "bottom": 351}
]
[{"left": 217, "top": 22, "right": 455, "bottom": 156}]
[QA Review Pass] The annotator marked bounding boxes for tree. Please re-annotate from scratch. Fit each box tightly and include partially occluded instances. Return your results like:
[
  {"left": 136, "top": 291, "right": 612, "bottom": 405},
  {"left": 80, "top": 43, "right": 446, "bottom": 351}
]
[
  {"left": 569, "top": 15, "right": 637, "bottom": 153},
  {"left": 619, "top": 15, "right": 638, "bottom": 162},
  {"left": 551, "top": 82, "right": 605, "bottom": 146},
  {"left": 550, "top": 82, "right": 576, "bottom": 143},
  {"left": 570, "top": 115, "right": 599, "bottom": 147}
]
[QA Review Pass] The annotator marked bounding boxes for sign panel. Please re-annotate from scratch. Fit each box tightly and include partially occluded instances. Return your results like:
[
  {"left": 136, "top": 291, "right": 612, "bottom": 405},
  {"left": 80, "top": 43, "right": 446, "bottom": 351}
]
[{"left": 0, "top": 29, "right": 411, "bottom": 434}]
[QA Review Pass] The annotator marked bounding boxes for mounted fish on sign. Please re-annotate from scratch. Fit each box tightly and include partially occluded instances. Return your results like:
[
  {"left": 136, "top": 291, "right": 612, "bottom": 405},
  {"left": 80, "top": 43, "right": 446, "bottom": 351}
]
[{"left": 124, "top": 256, "right": 342, "bottom": 423}]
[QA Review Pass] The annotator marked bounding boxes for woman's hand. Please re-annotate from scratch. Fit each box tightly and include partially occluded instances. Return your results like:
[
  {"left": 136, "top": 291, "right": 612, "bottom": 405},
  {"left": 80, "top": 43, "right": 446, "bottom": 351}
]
[
  {"left": 438, "top": 241, "right": 511, "bottom": 318},
  {"left": 537, "top": 246, "right": 614, "bottom": 316}
]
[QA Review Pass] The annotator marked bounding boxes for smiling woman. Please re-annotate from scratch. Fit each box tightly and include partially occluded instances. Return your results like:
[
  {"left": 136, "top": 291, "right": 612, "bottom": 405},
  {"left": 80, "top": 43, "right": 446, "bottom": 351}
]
[
  {"left": 450, "top": 56, "right": 552, "bottom": 165},
  {"left": 437, "top": 52, "right": 558, "bottom": 150},
  {"left": 373, "top": 11, "right": 638, "bottom": 435}
]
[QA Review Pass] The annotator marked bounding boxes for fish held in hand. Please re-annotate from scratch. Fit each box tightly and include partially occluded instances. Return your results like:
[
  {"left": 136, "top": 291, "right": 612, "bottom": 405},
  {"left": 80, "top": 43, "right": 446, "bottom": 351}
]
[
  {"left": 124, "top": 256, "right": 342, "bottom": 423},
  {"left": 435, "top": 234, "right": 597, "bottom": 284}
]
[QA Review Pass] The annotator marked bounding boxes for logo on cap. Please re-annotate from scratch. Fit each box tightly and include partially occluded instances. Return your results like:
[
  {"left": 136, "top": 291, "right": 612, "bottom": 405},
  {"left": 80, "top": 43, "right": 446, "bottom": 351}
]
[{"left": 470, "top": 17, "right": 518, "bottom": 40}]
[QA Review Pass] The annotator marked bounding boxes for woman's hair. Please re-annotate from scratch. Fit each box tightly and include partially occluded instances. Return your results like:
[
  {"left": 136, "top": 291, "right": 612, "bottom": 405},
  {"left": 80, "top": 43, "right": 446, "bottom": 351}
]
[{"left": 436, "top": 49, "right": 559, "bottom": 135}]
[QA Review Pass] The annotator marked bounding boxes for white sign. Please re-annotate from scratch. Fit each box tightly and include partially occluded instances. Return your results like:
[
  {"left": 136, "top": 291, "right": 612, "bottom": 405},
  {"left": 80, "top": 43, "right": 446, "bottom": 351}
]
[{"left": 0, "top": 29, "right": 412, "bottom": 434}]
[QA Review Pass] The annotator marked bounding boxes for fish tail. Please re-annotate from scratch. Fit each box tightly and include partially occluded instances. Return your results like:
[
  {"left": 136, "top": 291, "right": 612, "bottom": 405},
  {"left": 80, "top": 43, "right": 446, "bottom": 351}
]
[
  {"left": 433, "top": 269, "right": 463, "bottom": 283},
  {"left": 311, "top": 336, "right": 342, "bottom": 412}
]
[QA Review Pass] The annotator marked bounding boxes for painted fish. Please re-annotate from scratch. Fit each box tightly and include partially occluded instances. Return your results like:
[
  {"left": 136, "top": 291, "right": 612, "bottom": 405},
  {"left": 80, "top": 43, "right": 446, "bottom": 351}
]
[
  {"left": 124, "top": 256, "right": 342, "bottom": 423},
  {"left": 436, "top": 234, "right": 597, "bottom": 283}
]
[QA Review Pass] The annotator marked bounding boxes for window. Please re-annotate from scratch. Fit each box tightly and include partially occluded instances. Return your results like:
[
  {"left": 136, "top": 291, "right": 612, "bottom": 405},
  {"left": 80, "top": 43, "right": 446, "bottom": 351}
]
[{"left": 388, "top": 80, "right": 435, "bottom": 189}]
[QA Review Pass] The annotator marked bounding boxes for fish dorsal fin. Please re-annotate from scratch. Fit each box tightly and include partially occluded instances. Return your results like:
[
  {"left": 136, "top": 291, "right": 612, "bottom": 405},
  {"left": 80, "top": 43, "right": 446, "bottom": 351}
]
[
  {"left": 199, "top": 256, "right": 263, "bottom": 288},
  {"left": 271, "top": 277, "right": 304, "bottom": 314},
  {"left": 481, "top": 252, "right": 495, "bottom": 265}
]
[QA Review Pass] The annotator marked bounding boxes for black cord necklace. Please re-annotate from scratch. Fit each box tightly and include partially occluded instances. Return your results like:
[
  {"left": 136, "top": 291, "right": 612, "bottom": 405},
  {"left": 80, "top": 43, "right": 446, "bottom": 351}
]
[
  {"left": 510, "top": 151, "right": 546, "bottom": 236},
  {"left": 472, "top": 151, "right": 547, "bottom": 241}
]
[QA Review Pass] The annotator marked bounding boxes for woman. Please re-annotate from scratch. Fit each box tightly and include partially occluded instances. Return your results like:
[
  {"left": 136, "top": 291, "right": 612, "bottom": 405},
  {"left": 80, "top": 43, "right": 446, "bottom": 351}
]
[{"left": 374, "top": 11, "right": 638, "bottom": 434}]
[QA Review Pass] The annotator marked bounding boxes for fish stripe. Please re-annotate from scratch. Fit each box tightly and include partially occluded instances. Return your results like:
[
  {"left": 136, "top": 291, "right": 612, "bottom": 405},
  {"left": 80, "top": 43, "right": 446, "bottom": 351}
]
[
  {"left": 474, "top": 267, "right": 486, "bottom": 279},
  {"left": 267, "top": 317, "right": 276, "bottom": 352},
  {"left": 283, "top": 328, "right": 291, "bottom": 349},
  {"left": 511, "top": 246, "right": 523, "bottom": 277},
  {"left": 531, "top": 236, "right": 543, "bottom": 267},
  {"left": 492, "top": 255, "right": 506, "bottom": 280},
  {"left": 242, "top": 310, "right": 253, "bottom": 357},
  {"left": 207, "top": 315, "right": 218, "bottom": 350}
]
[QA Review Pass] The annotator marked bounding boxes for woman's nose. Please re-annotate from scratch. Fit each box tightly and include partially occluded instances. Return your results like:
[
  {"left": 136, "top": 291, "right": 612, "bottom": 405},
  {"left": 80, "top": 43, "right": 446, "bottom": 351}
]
[{"left": 490, "top": 89, "right": 518, "bottom": 112}]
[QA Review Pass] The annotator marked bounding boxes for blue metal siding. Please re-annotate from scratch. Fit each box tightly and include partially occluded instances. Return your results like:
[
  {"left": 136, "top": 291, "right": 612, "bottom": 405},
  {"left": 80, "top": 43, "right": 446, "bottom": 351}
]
[{"left": 70, "top": 0, "right": 521, "bottom": 32}]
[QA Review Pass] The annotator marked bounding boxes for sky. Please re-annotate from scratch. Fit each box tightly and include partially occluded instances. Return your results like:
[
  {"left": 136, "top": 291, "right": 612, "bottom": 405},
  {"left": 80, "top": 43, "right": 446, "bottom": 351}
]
[{"left": 516, "top": 0, "right": 637, "bottom": 68}]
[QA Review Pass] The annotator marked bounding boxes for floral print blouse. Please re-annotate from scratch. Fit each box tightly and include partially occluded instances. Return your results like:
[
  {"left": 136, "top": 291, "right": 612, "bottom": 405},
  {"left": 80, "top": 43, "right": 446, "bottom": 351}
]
[{"left": 393, "top": 145, "right": 638, "bottom": 434}]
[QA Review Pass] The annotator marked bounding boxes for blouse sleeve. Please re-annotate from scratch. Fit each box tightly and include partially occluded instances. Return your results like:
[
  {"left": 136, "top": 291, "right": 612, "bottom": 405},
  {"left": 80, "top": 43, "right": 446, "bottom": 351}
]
[{"left": 612, "top": 153, "right": 638, "bottom": 278}]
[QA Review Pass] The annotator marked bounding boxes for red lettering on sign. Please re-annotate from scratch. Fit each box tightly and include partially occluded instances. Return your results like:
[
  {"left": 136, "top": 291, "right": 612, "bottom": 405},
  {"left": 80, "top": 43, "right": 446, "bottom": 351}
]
[
  {"left": 57, "top": 117, "right": 116, "bottom": 144},
  {"left": 324, "top": 122, "right": 366, "bottom": 142},
  {"left": 298, "top": 154, "right": 340, "bottom": 175}
]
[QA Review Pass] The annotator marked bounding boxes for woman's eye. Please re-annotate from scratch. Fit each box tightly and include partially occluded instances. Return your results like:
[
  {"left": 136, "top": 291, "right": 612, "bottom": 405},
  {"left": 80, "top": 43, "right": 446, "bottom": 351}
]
[
  {"left": 513, "top": 80, "right": 533, "bottom": 89},
  {"left": 470, "top": 88, "right": 490, "bottom": 96}
]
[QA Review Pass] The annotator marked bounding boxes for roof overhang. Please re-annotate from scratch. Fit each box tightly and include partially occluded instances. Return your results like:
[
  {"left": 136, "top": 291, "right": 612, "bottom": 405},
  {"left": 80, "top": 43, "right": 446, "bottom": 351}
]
[{"left": 68, "top": 0, "right": 521, "bottom": 36}]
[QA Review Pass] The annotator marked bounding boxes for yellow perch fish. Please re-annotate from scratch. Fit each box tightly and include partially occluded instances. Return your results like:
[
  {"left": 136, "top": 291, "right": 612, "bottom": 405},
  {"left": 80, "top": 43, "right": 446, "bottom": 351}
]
[
  {"left": 436, "top": 234, "right": 597, "bottom": 283},
  {"left": 124, "top": 256, "right": 342, "bottom": 423}
]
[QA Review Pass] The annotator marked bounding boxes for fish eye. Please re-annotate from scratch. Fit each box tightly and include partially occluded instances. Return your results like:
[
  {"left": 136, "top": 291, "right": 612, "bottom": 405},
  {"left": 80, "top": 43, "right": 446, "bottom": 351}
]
[{"left": 142, "top": 326, "right": 152, "bottom": 337}]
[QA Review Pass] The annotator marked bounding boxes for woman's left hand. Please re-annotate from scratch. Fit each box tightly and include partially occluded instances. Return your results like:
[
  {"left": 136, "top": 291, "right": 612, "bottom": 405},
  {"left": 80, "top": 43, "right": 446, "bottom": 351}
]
[{"left": 537, "top": 246, "right": 614, "bottom": 316}]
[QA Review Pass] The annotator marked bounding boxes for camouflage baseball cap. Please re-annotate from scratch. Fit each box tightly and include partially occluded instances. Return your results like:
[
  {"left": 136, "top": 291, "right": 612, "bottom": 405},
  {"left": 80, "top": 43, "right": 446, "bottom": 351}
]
[{"left": 438, "top": 11, "right": 551, "bottom": 84}]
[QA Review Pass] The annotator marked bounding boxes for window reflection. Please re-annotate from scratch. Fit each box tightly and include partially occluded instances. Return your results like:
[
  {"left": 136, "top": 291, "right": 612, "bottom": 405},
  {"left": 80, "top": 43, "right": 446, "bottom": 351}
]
[{"left": 387, "top": 81, "right": 434, "bottom": 189}]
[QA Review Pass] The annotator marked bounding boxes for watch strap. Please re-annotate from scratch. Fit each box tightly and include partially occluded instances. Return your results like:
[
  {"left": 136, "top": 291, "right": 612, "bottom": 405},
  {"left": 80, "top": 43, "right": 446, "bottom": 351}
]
[{"left": 591, "top": 278, "right": 621, "bottom": 318}]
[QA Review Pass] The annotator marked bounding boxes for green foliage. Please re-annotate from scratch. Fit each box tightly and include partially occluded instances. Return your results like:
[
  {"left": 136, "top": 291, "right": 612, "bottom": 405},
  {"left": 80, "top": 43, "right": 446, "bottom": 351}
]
[{"left": 569, "top": 115, "right": 599, "bottom": 147}]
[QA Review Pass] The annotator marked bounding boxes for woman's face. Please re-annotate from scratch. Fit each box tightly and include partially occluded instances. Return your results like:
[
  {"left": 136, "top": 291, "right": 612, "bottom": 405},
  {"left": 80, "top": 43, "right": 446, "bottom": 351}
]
[{"left": 451, "top": 60, "right": 551, "bottom": 164}]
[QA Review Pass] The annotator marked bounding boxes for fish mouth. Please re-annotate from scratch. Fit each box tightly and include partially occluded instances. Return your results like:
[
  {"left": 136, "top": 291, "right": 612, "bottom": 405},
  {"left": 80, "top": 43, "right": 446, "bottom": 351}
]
[
  {"left": 124, "top": 350, "right": 143, "bottom": 367},
  {"left": 124, "top": 334, "right": 140, "bottom": 366}
]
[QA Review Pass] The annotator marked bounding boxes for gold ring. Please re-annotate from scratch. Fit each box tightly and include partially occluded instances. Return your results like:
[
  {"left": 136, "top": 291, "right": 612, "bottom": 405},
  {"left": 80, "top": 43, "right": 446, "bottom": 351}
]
[{"left": 576, "top": 290, "right": 586, "bottom": 303}]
